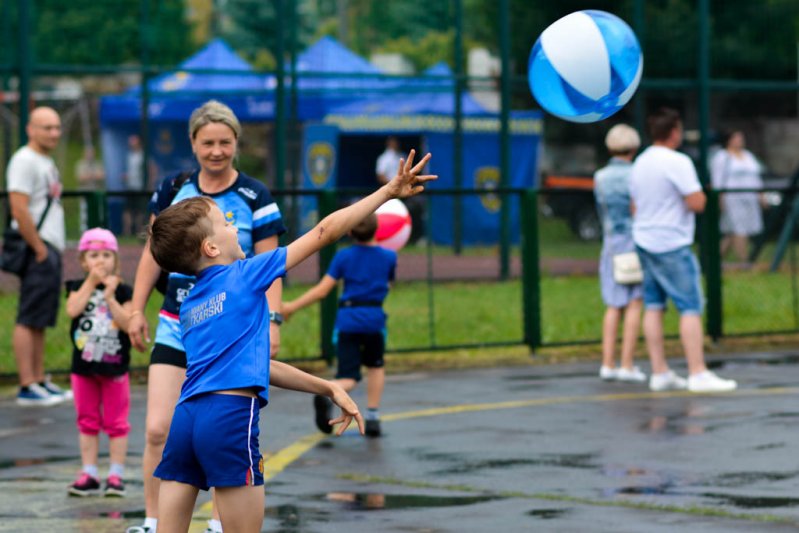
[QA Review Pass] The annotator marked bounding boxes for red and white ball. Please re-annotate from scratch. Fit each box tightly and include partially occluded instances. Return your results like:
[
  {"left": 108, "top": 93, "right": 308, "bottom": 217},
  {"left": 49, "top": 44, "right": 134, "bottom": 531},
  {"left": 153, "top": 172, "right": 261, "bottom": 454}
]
[{"left": 375, "top": 199, "right": 412, "bottom": 251}]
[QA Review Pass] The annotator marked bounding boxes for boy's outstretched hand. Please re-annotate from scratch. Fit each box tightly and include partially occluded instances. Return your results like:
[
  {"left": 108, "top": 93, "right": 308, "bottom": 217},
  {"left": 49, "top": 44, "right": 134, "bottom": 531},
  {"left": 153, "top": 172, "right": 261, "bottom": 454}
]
[
  {"left": 385, "top": 149, "right": 437, "bottom": 200},
  {"left": 328, "top": 383, "right": 366, "bottom": 436}
]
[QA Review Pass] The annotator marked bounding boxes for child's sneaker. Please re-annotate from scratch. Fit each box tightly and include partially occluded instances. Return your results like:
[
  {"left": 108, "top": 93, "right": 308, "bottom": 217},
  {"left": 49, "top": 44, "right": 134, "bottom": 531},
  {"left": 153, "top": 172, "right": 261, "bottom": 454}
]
[
  {"left": 364, "top": 419, "right": 382, "bottom": 438},
  {"left": 125, "top": 527, "right": 152, "bottom": 533},
  {"left": 16, "top": 383, "right": 62, "bottom": 406},
  {"left": 42, "top": 376, "right": 73, "bottom": 401},
  {"left": 313, "top": 394, "right": 333, "bottom": 434},
  {"left": 203, "top": 519, "right": 223, "bottom": 533},
  {"left": 616, "top": 366, "right": 647, "bottom": 383},
  {"left": 68, "top": 472, "right": 101, "bottom": 496},
  {"left": 687, "top": 371, "right": 737, "bottom": 393},
  {"left": 599, "top": 366, "right": 617, "bottom": 381},
  {"left": 649, "top": 370, "right": 688, "bottom": 392},
  {"left": 104, "top": 474, "right": 126, "bottom": 497}
]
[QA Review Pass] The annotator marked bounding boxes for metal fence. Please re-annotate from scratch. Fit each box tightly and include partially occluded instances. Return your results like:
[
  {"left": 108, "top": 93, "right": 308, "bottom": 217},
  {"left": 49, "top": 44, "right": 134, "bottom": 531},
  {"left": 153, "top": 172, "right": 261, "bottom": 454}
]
[{"left": 1, "top": 184, "right": 796, "bottom": 375}]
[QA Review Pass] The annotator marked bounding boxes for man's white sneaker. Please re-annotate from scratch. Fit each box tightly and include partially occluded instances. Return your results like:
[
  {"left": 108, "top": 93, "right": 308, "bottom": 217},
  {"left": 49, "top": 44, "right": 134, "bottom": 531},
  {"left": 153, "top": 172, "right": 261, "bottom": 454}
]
[
  {"left": 616, "top": 366, "right": 647, "bottom": 383},
  {"left": 687, "top": 371, "right": 737, "bottom": 393},
  {"left": 649, "top": 370, "right": 688, "bottom": 392},
  {"left": 599, "top": 366, "right": 617, "bottom": 381}
]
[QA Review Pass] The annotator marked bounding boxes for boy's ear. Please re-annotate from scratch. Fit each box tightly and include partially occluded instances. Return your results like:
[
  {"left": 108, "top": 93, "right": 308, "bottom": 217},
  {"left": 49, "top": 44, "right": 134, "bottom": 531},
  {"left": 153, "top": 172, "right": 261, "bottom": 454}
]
[{"left": 200, "top": 237, "right": 221, "bottom": 259}]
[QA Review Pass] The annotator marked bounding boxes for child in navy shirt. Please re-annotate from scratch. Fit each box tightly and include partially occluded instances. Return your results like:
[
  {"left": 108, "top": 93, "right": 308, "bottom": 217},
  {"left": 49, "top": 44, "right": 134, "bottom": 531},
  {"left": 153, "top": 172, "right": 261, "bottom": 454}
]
[
  {"left": 147, "top": 150, "right": 435, "bottom": 532},
  {"left": 283, "top": 213, "right": 395, "bottom": 437}
]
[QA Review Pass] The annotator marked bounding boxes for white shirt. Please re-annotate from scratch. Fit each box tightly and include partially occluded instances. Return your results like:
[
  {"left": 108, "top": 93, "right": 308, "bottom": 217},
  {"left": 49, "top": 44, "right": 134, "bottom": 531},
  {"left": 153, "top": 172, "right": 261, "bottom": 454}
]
[
  {"left": 6, "top": 146, "right": 66, "bottom": 251},
  {"left": 710, "top": 149, "right": 762, "bottom": 190},
  {"left": 376, "top": 148, "right": 402, "bottom": 182},
  {"left": 630, "top": 145, "right": 702, "bottom": 253}
]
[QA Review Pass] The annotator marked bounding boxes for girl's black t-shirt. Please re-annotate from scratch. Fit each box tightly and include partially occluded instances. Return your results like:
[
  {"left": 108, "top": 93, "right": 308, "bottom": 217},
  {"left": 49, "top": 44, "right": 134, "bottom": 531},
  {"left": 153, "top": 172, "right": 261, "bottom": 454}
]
[{"left": 65, "top": 279, "right": 133, "bottom": 376}]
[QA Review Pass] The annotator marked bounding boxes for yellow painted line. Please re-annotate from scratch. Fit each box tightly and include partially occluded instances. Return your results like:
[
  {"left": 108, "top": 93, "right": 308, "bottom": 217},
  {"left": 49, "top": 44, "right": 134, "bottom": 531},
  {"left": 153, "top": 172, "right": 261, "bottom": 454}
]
[
  {"left": 382, "top": 386, "right": 799, "bottom": 422},
  {"left": 190, "top": 385, "right": 799, "bottom": 526},
  {"left": 263, "top": 432, "right": 329, "bottom": 481}
]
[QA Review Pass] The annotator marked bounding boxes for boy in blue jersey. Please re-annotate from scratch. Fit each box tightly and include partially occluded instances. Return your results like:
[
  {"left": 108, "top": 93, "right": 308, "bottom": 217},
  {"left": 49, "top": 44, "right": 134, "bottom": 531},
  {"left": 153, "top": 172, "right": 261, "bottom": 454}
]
[
  {"left": 283, "top": 212, "right": 395, "bottom": 438},
  {"left": 147, "top": 150, "right": 435, "bottom": 532}
]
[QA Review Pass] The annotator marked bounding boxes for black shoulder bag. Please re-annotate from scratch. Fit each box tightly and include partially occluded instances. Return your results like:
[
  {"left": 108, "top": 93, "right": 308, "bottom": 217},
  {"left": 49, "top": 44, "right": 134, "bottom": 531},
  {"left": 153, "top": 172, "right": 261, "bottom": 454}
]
[{"left": 1, "top": 197, "right": 53, "bottom": 276}]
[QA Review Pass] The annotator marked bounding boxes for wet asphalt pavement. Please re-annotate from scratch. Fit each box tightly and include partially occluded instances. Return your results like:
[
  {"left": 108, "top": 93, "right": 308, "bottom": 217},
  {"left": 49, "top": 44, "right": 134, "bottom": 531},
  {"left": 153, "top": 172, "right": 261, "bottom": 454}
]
[{"left": 1, "top": 351, "right": 799, "bottom": 532}]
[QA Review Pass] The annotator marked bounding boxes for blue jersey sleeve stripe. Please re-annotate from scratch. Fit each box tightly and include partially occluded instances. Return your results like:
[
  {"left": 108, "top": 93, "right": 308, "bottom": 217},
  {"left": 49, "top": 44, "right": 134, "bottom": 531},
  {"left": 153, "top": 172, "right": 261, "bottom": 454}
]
[{"left": 253, "top": 203, "right": 280, "bottom": 221}]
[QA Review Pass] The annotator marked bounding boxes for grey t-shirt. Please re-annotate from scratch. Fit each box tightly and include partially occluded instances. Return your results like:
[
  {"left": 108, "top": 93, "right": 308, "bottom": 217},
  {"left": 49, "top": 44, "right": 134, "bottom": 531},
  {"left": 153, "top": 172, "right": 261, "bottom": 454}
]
[{"left": 6, "top": 145, "right": 66, "bottom": 251}]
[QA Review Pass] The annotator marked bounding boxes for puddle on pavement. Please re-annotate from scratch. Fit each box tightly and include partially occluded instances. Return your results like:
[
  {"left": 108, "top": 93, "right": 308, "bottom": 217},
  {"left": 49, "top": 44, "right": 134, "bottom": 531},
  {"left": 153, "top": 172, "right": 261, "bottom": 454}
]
[
  {"left": 527, "top": 508, "right": 570, "bottom": 519},
  {"left": 710, "top": 471, "right": 799, "bottom": 487},
  {"left": 432, "top": 453, "right": 598, "bottom": 475},
  {"left": 617, "top": 485, "right": 799, "bottom": 510},
  {"left": 264, "top": 504, "right": 332, "bottom": 529},
  {"left": 322, "top": 492, "right": 501, "bottom": 510},
  {"left": 700, "top": 492, "right": 799, "bottom": 509}
]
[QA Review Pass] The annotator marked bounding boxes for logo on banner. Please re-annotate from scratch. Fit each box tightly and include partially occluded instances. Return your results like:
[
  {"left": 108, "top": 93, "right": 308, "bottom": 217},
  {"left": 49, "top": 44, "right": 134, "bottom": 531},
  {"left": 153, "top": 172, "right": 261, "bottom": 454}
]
[
  {"left": 475, "top": 166, "right": 500, "bottom": 212},
  {"left": 306, "top": 142, "right": 335, "bottom": 187},
  {"left": 155, "top": 128, "right": 175, "bottom": 155}
]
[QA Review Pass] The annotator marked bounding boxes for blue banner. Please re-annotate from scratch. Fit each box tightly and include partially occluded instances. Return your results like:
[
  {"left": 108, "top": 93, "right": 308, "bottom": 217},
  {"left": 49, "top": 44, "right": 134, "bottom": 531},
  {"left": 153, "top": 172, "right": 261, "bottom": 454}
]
[
  {"left": 426, "top": 133, "right": 539, "bottom": 245},
  {"left": 300, "top": 124, "right": 339, "bottom": 232}
]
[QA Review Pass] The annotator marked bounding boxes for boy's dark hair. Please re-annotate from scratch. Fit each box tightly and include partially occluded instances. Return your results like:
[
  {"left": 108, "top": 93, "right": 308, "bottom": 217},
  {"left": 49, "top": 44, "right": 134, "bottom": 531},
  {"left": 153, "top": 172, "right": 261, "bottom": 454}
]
[
  {"left": 149, "top": 196, "right": 215, "bottom": 275},
  {"left": 349, "top": 212, "right": 378, "bottom": 242},
  {"left": 647, "top": 107, "right": 681, "bottom": 142}
]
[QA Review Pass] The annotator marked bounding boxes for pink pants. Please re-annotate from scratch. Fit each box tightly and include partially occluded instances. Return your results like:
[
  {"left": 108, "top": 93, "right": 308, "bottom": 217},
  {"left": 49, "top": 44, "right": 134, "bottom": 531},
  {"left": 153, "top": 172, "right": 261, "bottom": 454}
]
[{"left": 71, "top": 373, "right": 131, "bottom": 438}]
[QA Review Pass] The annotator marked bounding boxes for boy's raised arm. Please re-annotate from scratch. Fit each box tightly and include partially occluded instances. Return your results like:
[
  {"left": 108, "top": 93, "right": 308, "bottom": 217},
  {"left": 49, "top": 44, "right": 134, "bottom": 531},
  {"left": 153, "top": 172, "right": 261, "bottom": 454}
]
[{"left": 285, "top": 150, "right": 435, "bottom": 271}]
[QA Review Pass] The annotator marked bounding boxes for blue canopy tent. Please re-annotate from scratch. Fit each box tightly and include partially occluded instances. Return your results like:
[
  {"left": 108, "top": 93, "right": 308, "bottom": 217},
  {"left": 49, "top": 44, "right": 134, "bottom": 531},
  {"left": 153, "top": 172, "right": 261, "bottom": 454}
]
[
  {"left": 301, "top": 66, "right": 543, "bottom": 245},
  {"left": 293, "top": 36, "right": 400, "bottom": 120},
  {"left": 99, "top": 36, "right": 398, "bottom": 194}
]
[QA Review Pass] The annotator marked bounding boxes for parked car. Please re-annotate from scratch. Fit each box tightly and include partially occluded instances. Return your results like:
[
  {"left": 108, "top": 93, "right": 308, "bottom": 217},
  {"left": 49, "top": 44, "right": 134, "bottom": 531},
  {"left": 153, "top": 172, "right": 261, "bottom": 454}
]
[{"left": 539, "top": 173, "right": 601, "bottom": 241}]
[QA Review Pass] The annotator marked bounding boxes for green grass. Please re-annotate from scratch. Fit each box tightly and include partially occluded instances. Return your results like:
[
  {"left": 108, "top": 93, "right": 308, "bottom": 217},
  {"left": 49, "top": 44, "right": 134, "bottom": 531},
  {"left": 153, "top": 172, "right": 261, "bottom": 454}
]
[{"left": 0, "top": 268, "right": 795, "bottom": 376}]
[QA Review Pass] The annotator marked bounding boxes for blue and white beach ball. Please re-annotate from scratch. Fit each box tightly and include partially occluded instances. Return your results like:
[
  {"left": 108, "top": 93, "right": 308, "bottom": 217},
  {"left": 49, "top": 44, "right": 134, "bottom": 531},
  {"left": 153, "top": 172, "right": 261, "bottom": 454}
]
[{"left": 528, "top": 10, "right": 643, "bottom": 123}]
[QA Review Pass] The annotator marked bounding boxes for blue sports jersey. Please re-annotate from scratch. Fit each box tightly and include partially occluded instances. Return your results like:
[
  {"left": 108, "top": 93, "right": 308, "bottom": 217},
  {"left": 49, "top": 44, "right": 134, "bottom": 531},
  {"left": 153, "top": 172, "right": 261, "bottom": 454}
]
[
  {"left": 327, "top": 244, "right": 396, "bottom": 333},
  {"left": 178, "top": 247, "right": 288, "bottom": 407},
  {"left": 148, "top": 170, "right": 286, "bottom": 351}
]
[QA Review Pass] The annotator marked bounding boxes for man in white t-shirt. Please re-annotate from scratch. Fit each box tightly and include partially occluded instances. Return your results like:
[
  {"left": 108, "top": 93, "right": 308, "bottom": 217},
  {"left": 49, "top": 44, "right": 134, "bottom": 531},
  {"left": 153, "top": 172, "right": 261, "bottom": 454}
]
[
  {"left": 375, "top": 136, "right": 402, "bottom": 185},
  {"left": 630, "top": 107, "right": 736, "bottom": 393},
  {"left": 6, "top": 106, "right": 68, "bottom": 406}
]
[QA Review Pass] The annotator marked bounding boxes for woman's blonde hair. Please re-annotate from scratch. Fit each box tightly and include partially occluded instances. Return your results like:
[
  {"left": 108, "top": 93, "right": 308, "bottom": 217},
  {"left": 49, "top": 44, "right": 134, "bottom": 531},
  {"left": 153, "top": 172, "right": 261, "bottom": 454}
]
[
  {"left": 605, "top": 124, "right": 641, "bottom": 155},
  {"left": 188, "top": 100, "right": 241, "bottom": 140}
]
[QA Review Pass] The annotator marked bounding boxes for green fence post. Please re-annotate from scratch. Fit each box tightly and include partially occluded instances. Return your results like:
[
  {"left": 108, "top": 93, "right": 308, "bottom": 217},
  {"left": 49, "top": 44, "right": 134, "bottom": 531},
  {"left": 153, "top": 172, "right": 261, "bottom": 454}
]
[
  {"left": 704, "top": 189, "right": 723, "bottom": 341},
  {"left": 520, "top": 189, "right": 541, "bottom": 351},
  {"left": 86, "top": 191, "right": 108, "bottom": 229},
  {"left": 318, "top": 190, "right": 338, "bottom": 364}
]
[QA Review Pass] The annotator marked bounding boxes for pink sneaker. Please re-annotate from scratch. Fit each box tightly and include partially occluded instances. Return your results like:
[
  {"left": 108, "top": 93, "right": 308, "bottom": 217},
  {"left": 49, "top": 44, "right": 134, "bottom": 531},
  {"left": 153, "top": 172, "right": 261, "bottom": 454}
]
[
  {"left": 104, "top": 474, "right": 126, "bottom": 497},
  {"left": 68, "top": 473, "right": 100, "bottom": 497}
]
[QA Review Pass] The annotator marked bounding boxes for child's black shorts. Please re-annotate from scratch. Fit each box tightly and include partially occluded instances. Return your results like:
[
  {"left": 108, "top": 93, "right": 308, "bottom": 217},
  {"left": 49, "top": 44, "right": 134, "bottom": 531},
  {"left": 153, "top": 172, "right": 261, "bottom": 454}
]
[{"left": 335, "top": 331, "right": 385, "bottom": 381}]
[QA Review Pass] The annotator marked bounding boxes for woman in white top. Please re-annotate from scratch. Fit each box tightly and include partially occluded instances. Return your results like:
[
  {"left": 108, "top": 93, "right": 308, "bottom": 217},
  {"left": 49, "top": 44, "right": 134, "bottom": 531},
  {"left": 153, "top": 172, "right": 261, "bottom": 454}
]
[{"left": 710, "top": 130, "right": 764, "bottom": 262}]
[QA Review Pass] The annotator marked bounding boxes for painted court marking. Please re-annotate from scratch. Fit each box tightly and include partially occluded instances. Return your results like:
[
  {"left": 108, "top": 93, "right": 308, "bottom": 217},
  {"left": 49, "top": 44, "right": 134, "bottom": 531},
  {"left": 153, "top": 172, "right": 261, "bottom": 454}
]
[{"left": 192, "top": 386, "right": 799, "bottom": 526}]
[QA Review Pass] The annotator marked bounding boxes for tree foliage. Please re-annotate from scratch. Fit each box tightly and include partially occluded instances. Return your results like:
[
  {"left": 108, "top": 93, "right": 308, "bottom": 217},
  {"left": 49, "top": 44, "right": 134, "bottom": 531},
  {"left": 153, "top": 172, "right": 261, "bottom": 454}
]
[{"left": 29, "top": 0, "right": 191, "bottom": 66}]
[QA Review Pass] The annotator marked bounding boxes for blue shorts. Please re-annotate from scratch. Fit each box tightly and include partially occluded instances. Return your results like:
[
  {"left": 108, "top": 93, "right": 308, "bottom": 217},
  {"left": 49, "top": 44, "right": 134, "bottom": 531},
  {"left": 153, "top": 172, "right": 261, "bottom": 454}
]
[
  {"left": 636, "top": 245, "right": 704, "bottom": 315},
  {"left": 154, "top": 394, "right": 263, "bottom": 491}
]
